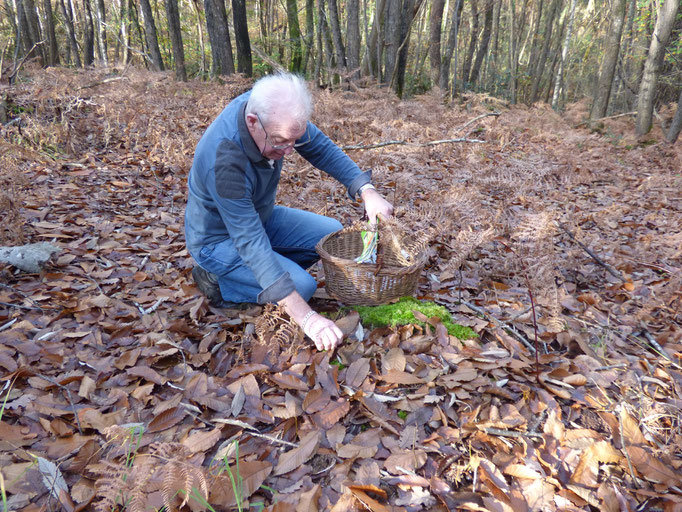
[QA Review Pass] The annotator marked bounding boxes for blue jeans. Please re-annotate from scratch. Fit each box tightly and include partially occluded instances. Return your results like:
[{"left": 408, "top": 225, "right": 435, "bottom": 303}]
[{"left": 194, "top": 206, "right": 342, "bottom": 304}]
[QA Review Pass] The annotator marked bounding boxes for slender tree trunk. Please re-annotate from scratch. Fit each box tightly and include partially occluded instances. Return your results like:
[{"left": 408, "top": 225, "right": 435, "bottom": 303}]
[
  {"left": 363, "top": 0, "right": 385, "bottom": 78},
  {"left": 462, "top": 0, "right": 479, "bottom": 86},
  {"left": 232, "top": 0, "right": 252, "bottom": 75},
  {"left": 526, "top": 0, "right": 544, "bottom": 78},
  {"left": 486, "top": 0, "right": 501, "bottom": 90},
  {"left": 527, "top": 0, "right": 559, "bottom": 103},
  {"left": 204, "top": 0, "right": 235, "bottom": 76},
  {"left": 94, "top": 0, "right": 107, "bottom": 64},
  {"left": 164, "top": 0, "right": 186, "bottom": 80},
  {"left": 346, "top": 0, "right": 360, "bottom": 78},
  {"left": 327, "top": 0, "right": 347, "bottom": 73},
  {"left": 59, "top": 0, "right": 81, "bottom": 66},
  {"left": 470, "top": 0, "right": 493, "bottom": 86},
  {"left": 22, "top": 0, "right": 45, "bottom": 64},
  {"left": 82, "top": 0, "right": 95, "bottom": 65},
  {"left": 552, "top": 0, "right": 577, "bottom": 109},
  {"left": 590, "top": 0, "right": 626, "bottom": 119},
  {"left": 189, "top": 0, "right": 206, "bottom": 76},
  {"left": 42, "top": 0, "right": 59, "bottom": 65},
  {"left": 286, "top": 0, "right": 303, "bottom": 72},
  {"left": 302, "top": 0, "right": 314, "bottom": 73},
  {"left": 666, "top": 88, "right": 682, "bottom": 143},
  {"left": 139, "top": 0, "right": 164, "bottom": 70},
  {"left": 394, "top": 0, "right": 417, "bottom": 97},
  {"left": 440, "top": 0, "right": 462, "bottom": 92},
  {"left": 635, "top": 0, "right": 678, "bottom": 135},
  {"left": 508, "top": 0, "right": 518, "bottom": 103},
  {"left": 428, "top": 0, "right": 445, "bottom": 87}
]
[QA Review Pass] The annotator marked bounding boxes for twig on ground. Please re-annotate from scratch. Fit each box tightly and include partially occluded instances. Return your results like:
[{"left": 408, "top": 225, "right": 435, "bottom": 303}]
[
  {"left": 0, "top": 283, "right": 60, "bottom": 312},
  {"left": 639, "top": 330, "right": 680, "bottom": 369},
  {"left": 76, "top": 76, "right": 128, "bottom": 90},
  {"left": 38, "top": 373, "right": 83, "bottom": 434},
  {"left": 455, "top": 300, "right": 537, "bottom": 354},
  {"left": 574, "top": 111, "right": 636, "bottom": 128},
  {"left": 595, "top": 363, "right": 628, "bottom": 371},
  {"left": 454, "top": 112, "right": 501, "bottom": 133},
  {"left": 0, "top": 318, "right": 17, "bottom": 331},
  {"left": 558, "top": 223, "right": 626, "bottom": 282},
  {"left": 484, "top": 427, "right": 543, "bottom": 439},
  {"left": 9, "top": 41, "right": 45, "bottom": 83},
  {"left": 342, "top": 137, "right": 486, "bottom": 151}
]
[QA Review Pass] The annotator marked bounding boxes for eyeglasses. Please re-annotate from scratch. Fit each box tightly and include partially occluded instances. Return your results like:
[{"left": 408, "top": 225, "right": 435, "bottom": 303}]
[{"left": 256, "top": 114, "right": 310, "bottom": 150}]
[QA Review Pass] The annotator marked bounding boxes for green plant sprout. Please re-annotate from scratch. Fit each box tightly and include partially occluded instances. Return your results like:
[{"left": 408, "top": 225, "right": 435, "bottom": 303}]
[
  {"left": 221, "top": 440, "right": 245, "bottom": 512},
  {"left": 350, "top": 297, "right": 477, "bottom": 339}
]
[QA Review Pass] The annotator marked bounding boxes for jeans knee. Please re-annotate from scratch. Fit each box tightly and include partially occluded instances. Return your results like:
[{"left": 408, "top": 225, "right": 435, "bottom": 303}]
[{"left": 296, "top": 272, "right": 318, "bottom": 301}]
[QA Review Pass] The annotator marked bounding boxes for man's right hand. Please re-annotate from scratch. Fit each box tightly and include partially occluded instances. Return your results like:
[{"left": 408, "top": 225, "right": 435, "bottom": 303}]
[{"left": 302, "top": 313, "right": 344, "bottom": 351}]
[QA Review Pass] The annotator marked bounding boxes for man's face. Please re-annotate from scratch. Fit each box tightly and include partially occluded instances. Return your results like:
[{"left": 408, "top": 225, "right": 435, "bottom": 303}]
[{"left": 245, "top": 112, "right": 307, "bottom": 160}]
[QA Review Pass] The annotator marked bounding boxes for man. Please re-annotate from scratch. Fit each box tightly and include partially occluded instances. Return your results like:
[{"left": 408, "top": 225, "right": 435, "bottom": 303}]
[{"left": 185, "top": 72, "right": 393, "bottom": 351}]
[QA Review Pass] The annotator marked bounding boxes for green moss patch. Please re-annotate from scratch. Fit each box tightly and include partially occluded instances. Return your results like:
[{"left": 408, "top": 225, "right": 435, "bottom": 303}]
[{"left": 351, "top": 297, "right": 476, "bottom": 340}]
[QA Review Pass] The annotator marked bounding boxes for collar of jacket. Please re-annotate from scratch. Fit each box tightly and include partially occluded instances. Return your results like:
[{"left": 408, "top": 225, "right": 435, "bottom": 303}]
[{"left": 238, "top": 102, "right": 269, "bottom": 165}]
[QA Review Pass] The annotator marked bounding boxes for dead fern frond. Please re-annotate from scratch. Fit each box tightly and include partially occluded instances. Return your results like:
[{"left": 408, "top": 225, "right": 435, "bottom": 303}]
[{"left": 255, "top": 304, "right": 304, "bottom": 354}]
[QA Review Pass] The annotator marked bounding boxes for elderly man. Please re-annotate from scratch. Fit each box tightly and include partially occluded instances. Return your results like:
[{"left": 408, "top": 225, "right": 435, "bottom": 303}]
[{"left": 185, "top": 72, "right": 393, "bottom": 351}]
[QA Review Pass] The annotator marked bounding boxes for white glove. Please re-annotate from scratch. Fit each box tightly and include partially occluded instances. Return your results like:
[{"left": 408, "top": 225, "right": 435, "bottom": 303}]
[{"left": 302, "top": 312, "right": 344, "bottom": 351}]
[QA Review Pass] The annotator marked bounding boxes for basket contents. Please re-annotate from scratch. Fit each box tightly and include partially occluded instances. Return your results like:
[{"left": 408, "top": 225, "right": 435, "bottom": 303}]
[{"left": 354, "top": 221, "right": 378, "bottom": 263}]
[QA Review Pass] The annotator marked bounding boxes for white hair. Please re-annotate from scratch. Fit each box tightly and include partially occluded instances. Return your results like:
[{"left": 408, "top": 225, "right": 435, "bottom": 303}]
[{"left": 245, "top": 72, "right": 313, "bottom": 129}]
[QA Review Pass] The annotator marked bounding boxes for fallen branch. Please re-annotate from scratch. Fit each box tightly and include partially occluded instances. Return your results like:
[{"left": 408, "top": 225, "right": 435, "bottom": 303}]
[
  {"left": 342, "top": 137, "right": 485, "bottom": 151},
  {"left": 558, "top": 223, "right": 626, "bottom": 282},
  {"left": 76, "top": 76, "right": 128, "bottom": 91},
  {"left": 454, "top": 111, "right": 501, "bottom": 133},
  {"left": 574, "top": 111, "right": 636, "bottom": 128},
  {"left": 9, "top": 41, "right": 45, "bottom": 84},
  {"left": 639, "top": 330, "right": 680, "bottom": 369}
]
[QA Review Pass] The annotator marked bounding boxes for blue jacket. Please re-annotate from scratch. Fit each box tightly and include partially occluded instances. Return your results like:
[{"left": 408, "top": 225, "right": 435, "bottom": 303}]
[{"left": 185, "top": 91, "right": 370, "bottom": 302}]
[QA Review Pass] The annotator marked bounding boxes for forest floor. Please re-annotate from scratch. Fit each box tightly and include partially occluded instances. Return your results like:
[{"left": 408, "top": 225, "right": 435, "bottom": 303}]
[{"left": 0, "top": 67, "right": 681, "bottom": 512}]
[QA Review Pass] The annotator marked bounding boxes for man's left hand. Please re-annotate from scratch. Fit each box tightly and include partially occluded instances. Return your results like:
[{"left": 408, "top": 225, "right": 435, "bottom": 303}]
[{"left": 361, "top": 188, "right": 393, "bottom": 224}]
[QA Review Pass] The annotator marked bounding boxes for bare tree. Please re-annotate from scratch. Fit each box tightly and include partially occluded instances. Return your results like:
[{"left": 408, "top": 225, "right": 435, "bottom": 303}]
[
  {"left": 528, "top": 0, "right": 559, "bottom": 104},
  {"left": 635, "top": 0, "right": 679, "bottom": 135},
  {"left": 164, "top": 0, "right": 186, "bottom": 80},
  {"left": 470, "top": 0, "right": 494, "bottom": 86},
  {"left": 552, "top": 0, "right": 577, "bottom": 109},
  {"left": 82, "top": 0, "right": 95, "bottom": 65},
  {"left": 346, "top": 0, "right": 361, "bottom": 79},
  {"left": 428, "top": 0, "right": 445, "bottom": 87},
  {"left": 439, "top": 0, "right": 463, "bottom": 92},
  {"left": 327, "top": 0, "right": 347, "bottom": 73},
  {"left": 139, "top": 0, "right": 164, "bottom": 70},
  {"left": 590, "top": 0, "right": 626, "bottom": 119},
  {"left": 94, "top": 0, "right": 107, "bottom": 64},
  {"left": 666, "top": 88, "right": 682, "bottom": 143},
  {"left": 286, "top": 0, "right": 303, "bottom": 72},
  {"left": 232, "top": 0, "right": 252, "bottom": 75},
  {"left": 462, "top": 0, "right": 479, "bottom": 86},
  {"left": 42, "top": 0, "right": 59, "bottom": 65},
  {"left": 59, "top": 0, "right": 82, "bottom": 67},
  {"left": 203, "top": 0, "right": 235, "bottom": 76}
]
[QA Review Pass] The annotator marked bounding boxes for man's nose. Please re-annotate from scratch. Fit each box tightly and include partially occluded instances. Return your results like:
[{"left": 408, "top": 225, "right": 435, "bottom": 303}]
[{"left": 283, "top": 145, "right": 295, "bottom": 155}]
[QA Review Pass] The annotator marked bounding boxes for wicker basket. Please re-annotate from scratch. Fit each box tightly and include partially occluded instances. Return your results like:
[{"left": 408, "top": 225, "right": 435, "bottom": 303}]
[{"left": 315, "top": 225, "right": 426, "bottom": 306}]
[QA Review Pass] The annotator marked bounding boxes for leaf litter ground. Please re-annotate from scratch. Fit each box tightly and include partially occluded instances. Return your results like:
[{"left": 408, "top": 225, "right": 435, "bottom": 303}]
[{"left": 0, "top": 68, "right": 681, "bottom": 511}]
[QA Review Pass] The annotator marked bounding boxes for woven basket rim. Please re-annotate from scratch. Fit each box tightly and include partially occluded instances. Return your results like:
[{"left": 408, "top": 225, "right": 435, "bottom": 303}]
[{"left": 315, "top": 229, "right": 426, "bottom": 276}]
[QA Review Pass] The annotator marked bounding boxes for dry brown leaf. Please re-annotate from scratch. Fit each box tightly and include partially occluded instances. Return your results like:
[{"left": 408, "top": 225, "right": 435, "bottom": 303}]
[
  {"left": 625, "top": 445, "right": 681, "bottom": 486},
  {"left": 571, "top": 441, "right": 622, "bottom": 486},
  {"left": 182, "top": 427, "right": 222, "bottom": 454},
  {"left": 345, "top": 358, "right": 370, "bottom": 388},
  {"left": 381, "top": 348, "right": 406, "bottom": 374},
  {"left": 274, "top": 430, "right": 321, "bottom": 476},
  {"left": 209, "top": 460, "right": 273, "bottom": 506},
  {"left": 147, "top": 406, "right": 187, "bottom": 433}
]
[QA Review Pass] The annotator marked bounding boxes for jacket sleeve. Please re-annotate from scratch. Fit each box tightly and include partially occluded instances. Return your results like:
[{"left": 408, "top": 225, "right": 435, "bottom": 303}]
[
  {"left": 296, "top": 122, "right": 371, "bottom": 199},
  {"left": 208, "top": 139, "right": 295, "bottom": 303}
]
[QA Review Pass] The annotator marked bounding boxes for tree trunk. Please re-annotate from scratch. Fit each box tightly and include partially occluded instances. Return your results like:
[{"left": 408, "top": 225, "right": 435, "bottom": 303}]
[
  {"left": 391, "top": 0, "right": 418, "bottom": 97},
  {"left": 139, "top": 0, "right": 164, "bottom": 70},
  {"left": 42, "top": 0, "right": 59, "bottom": 65},
  {"left": 346, "top": 0, "right": 360, "bottom": 78},
  {"left": 526, "top": 0, "right": 544, "bottom": 79},
  {"left": 469, "top": 0, "right": 493, "bottom": 86},
  {"left": 428, "top": 0, "right": 445, "bottom": 87},
  {"left": 164, "top": 0, "right": 187, "bottom": 80},
  {"left": 552, "top": 0, "right": 577, "bottom": 109},
  {"left": 439, "top": 0, "right": 463, "bottom": 92},
  {"left": 59, "top": 0, "right": 82, "bottom": 67},
  {"left": 665, "top": 88, "right": 682, "bottom": 143},
  {"left": 286, "top": 0, "right": 303, "bottom": 72},
  {"left": 302, "top": 0, "right": 314, "bottom": 73},
  {"left": 203, "top": 0, "right": 235, "bottom": 76},
  {"left": 635, "top": 0, "right": 679, "bottom": 135},
  {"left": 232, "top": 0, "right": 252, "bottom": 75},
  {"left": 486, "top": 0, "right": 501, "bottom": 90},
  {"left": 508, "top": 0, "right": 518, "bottom": 103},
  {"left": 82, "top": 0, "right": 95, "bottom": 65},
  {"left": 589, "top": 0, "right": 626, "bottom": 119},
  {"left": 22, "top": 0, "right": 45, "bottom": 64},
  {"left": 189, "top": 0, "right": 206, "bottom": 76},
  {"left": 363, "top": 0, "right": 385, "bottom": 78},
  {"left": 462, "top": 0, "right": 479, "bottom": 86},
  {"left": 94, "top": 0, "right": 107, "bottom": 64},
  {"left": 528, "top": 0, "right": 559, "bottom": 104},
  {"left": 327, "top": 0, "right": 347, "bottom": 73}
]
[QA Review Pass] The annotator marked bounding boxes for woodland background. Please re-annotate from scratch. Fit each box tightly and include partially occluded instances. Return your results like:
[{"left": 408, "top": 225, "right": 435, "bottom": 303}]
[
  {"left": 1, "top": 0, "right": 682, "bottom": 138},
  {"left": 1, "top": 0, "right": 682, "bottom": 511}
]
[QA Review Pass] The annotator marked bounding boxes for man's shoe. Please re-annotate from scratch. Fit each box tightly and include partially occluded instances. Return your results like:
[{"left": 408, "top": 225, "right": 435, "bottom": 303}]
[{"left": 192, "top": 266, "right": 224, "bottom": 305}]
